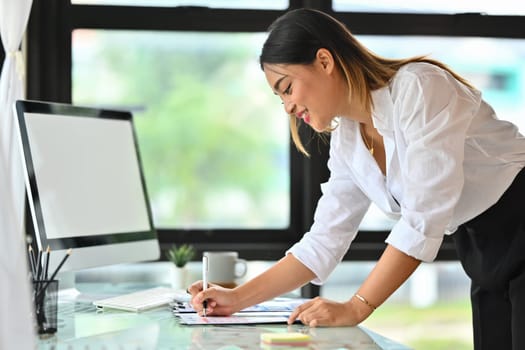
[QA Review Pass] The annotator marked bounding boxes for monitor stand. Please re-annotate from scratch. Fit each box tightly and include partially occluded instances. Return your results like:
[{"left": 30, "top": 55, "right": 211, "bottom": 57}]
[
  {"left": 55, "top": 262, "right": 175, "bottom": 304},
  {"left": 55, "top": 269, "right": 124, "bottom": 302},
  {"left": 54, "top": 270, "right": 117, "bottom": 306},
  {"left": 56, "top": 270, "right": 81, "bottom": 298}
]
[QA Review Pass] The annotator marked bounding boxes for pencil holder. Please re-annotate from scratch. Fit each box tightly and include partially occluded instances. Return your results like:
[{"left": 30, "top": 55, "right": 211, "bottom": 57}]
[{"left": 32, "top": 279, "right": 59, "bottom": 335}]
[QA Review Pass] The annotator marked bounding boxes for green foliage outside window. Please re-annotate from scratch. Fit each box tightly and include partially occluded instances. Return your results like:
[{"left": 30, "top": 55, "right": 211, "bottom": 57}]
[{"left": 73, "top": 31, "right": 290, "bottom": 229}]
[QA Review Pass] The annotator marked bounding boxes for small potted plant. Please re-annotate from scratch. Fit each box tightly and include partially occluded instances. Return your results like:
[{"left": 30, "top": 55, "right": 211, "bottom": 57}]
[{"left": 166, "top": 244, "right": 195, "bottom": 289}]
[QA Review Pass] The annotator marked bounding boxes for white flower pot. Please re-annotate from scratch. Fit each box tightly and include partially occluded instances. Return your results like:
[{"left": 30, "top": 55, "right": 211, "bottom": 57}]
[{"left": 171, "top": 266, "right": 188, "bottom": 290}]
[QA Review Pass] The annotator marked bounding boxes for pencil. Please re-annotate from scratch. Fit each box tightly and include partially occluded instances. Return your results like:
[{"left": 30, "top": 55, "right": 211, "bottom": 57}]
[
  {"left": 28, "top": 245, "right": 37, "bottom": 279},
  {"left": 35, "top": 249, "right": 72, "bottom": 301},
  {"left": 36, "top": 248, "right": 43, "bottom": 280},
  {"left": 48, "top": 248, "right": 72, "bottom": 282},
  {"left": 44, "top": 246, "right": 51, "bottom": 280}
]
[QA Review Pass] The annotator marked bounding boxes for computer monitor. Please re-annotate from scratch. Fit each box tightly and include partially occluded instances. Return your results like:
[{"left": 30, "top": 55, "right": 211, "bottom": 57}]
[{"left": 15, "top": 100, "right": 160, "bottom": 280}]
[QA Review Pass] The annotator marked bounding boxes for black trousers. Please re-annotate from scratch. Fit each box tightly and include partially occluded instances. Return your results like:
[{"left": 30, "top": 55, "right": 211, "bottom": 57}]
[{"left": 454, "top": 167, "right": 525, "bottom": 350}]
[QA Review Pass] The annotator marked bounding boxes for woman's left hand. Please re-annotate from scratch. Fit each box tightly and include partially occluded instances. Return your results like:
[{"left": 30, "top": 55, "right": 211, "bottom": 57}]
[{"left": 288, "top": 296, "right": 373, "bottom": 327}]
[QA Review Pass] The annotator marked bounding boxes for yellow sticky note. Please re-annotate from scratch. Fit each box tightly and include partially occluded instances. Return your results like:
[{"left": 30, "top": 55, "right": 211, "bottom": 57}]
[{"left": 260, "top": 332, "right": 311, "bottom": 346}]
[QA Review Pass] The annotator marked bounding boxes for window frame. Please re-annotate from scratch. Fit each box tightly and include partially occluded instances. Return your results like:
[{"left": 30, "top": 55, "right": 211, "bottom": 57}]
[{"left": 24, "top": 0, "right": 525, "bottom": 262}]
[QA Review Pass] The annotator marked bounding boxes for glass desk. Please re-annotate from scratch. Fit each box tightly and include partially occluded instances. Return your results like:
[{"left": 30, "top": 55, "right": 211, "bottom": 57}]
[{"left": 37, "top": 283, "right": 411, "bottom": 350}]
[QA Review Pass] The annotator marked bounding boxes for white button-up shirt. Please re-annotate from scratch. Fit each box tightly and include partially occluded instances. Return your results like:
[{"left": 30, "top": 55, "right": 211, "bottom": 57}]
[{"left": 288, "top": 62, "right": 525, "bottom": 284}]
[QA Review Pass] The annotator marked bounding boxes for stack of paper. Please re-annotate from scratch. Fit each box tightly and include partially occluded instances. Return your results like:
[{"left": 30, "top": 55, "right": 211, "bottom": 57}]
[{"left": 172, "top": 297, "right": 309, "bottom": 325}]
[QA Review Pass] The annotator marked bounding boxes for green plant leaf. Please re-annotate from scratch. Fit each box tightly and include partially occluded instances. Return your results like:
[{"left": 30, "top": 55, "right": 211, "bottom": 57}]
[{"left": 166, "top": 244, "right": 195, "bottom": 267}]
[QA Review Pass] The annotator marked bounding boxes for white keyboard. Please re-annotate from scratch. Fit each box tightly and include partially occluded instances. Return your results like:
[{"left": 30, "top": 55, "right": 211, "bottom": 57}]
[{"left": 93, "top": 287, "right": 188, "bottom": 312}]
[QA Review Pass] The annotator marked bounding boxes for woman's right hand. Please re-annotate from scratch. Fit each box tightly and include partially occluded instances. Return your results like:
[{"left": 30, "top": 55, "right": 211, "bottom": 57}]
[{"left": 187, "top": 280, "right": 240, "bottom": 316}]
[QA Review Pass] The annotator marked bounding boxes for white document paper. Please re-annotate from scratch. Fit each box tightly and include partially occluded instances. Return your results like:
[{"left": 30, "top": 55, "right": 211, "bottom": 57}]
[
  {"left": 173, "top": 297, "right": 309, "bottom": 325},
  {"left": 172, "top": 297, "right": 309, "bottom": 314},
  {"left": 176, "top": 313, "right": 292, "bottom": 325}
]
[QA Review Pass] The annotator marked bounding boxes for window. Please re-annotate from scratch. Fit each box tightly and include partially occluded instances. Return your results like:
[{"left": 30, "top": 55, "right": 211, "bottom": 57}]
[
  {"left": 71, "top": 0, "right": 288, "bottom": 10},
  {"left": 333, "top": 0, "right": 525, "bottom": 15},
  {"left": 358, "top": 35, "right": 525, "bottom": 133},
  {"left": 27, "top": 1, "right": 311, "bottom": 260},
  {"left": 72, "top": 30, "right": 290, "bottom": 230},
  {"left": 26, "top": 1, "right": 525, "bottom": 261}
]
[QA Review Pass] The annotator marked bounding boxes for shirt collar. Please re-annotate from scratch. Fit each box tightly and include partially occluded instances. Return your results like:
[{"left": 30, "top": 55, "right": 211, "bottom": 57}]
[{"left": 370, "top": 85, "right": 394, "bottom": 133}]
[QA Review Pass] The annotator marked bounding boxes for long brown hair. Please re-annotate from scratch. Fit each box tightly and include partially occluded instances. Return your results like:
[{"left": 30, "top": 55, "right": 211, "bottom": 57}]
[{"left": 260, "top": 8, "right": 473, "bottom": 156}]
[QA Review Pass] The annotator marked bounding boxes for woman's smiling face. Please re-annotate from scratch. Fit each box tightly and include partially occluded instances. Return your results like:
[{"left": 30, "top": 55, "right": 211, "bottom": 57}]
[{"left": 262, "top": 49, "right": 348, "bottom": 132}]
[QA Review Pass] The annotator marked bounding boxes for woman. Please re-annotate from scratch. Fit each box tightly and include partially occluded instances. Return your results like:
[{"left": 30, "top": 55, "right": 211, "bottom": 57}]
[{"left": 189, "top": 8, "right": 525, "bottom": 349}]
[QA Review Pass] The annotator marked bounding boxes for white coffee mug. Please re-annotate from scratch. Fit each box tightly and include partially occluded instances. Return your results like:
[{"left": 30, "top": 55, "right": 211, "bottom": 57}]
[{"left": 203, "top": 251, "right": 247, "bottom": 288}]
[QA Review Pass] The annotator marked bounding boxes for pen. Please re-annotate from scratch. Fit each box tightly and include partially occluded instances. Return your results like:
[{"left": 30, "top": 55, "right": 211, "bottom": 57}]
[{"left": 202, "top": 255, "right": 208, "bottom": 316}]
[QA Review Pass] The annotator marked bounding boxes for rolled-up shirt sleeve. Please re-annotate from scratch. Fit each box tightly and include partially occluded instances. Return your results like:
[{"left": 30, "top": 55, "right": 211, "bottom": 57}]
[
  {"left": 287, "top": 133, "right": 371, "bottom": 284},
  {"left": 386, "top": 67, "right": 481, "bottom": 262}
]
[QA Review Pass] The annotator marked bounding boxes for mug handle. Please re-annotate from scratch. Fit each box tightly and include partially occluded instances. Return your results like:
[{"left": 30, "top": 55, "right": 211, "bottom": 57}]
[{"left": 235, "top": 259, "right": 247, "bottom": 278}]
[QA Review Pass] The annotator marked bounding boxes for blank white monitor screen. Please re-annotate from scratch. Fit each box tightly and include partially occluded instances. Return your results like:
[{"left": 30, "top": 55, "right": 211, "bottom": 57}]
[{"left": 15, "top": 100, "right": 159, "bottom": 273}]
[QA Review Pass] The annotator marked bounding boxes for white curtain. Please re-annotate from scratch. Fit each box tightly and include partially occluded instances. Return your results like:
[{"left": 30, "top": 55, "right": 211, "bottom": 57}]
[{"left": 0, "top": 0, "right": 36, "bottom": 348}]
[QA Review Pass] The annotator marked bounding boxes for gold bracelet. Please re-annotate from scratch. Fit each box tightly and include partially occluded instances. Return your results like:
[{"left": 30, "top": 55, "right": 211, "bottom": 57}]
[{"left": 353, "top": 293, "right": 377, "bottom": 311}]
